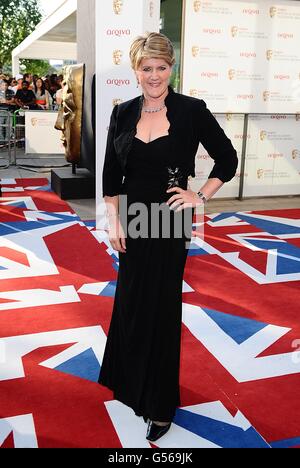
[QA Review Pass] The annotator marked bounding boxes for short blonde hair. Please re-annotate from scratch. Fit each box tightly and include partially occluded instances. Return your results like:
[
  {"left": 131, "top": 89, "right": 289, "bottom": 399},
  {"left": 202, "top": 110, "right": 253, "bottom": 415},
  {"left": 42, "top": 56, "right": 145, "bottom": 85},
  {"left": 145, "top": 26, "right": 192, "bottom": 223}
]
[{"left": 129, "top": 32, "right": 176, "bottom": 70}]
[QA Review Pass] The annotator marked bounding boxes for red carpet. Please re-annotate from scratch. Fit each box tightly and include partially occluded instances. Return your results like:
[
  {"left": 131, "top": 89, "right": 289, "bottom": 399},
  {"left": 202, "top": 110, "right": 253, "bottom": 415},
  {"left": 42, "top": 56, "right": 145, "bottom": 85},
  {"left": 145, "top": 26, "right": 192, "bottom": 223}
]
[{"left": 0, "top": 178, "right": 299, "bottom": 448}]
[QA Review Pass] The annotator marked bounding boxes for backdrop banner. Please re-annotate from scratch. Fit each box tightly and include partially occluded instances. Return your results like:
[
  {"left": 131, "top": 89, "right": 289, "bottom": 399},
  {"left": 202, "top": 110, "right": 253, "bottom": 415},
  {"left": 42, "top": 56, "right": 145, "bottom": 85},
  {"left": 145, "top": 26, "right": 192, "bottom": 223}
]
[
  {"left": 96, "top": 0, "right": 160, "bottom": 227},
  {"left": 183, "top": 0, "right": 300, "bottom": 197},
  {"left": 25, "top": 111, "right": 65, "bottom": 155},
  {"left": 244, "top": 114, "right": 300, "bottom": 196},
  {"left": 183, "top": 0, "right": 300, "bottom": 113}
]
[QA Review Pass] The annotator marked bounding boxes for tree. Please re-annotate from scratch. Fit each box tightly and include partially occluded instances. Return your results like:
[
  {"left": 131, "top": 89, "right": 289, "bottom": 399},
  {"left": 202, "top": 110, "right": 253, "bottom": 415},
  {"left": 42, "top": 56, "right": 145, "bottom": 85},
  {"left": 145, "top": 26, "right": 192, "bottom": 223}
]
[
  {"left": 20, "top": 59, "right": 55, "bottom": 77},
  {"left": 0, "top": 0, "right": 42, "bottom": 73}
]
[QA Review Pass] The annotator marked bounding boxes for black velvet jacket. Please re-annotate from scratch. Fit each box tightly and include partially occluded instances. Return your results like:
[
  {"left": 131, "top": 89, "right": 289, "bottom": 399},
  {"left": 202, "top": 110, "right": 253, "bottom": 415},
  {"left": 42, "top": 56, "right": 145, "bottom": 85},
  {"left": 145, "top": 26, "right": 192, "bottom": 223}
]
[{"left": 102, "top": 86, "right": 238, "bottom": 197}]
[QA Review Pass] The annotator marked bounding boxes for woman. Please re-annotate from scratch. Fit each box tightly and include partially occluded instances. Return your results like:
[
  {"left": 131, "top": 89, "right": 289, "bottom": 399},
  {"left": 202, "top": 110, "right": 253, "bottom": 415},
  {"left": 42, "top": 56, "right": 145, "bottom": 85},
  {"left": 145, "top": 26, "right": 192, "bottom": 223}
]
[
  {"left": 34, "top": 78, "right": 51, "bottom": 110},
  {"left": 98, "top": 32, "right": 238, "bottom": 442}
]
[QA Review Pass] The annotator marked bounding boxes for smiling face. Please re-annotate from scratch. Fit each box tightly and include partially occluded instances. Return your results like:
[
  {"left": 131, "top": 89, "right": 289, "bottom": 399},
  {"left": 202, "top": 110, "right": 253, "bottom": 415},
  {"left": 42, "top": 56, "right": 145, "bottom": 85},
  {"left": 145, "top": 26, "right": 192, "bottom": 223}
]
[{"left": 135, "top": 58, "right": 172, "bottom": 100}]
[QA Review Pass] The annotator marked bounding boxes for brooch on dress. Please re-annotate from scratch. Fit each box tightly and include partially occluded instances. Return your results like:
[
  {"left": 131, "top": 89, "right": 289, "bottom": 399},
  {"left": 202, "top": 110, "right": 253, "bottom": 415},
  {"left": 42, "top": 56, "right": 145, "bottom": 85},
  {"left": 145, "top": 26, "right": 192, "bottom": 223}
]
[{"left": 166, "top": 166, "right": 185, "bottom": 189}]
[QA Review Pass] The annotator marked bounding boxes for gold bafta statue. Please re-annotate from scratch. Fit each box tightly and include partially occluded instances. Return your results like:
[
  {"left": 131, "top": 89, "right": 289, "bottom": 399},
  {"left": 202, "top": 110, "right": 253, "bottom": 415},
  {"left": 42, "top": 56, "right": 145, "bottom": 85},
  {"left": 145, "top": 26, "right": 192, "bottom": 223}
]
[
  {"left": 112, "top": 98, "right": 123, "bottom": 106},
  {"left": 55, "top": 64, "right": 85, "bottom": 165},
  {"left": 194, "top": 0, "right": 201, "bottom": 13},
  {"left": 149, "top": 1, "right": 154, "bottom": 17},
  {"left": 192, "top": 46, "right": 200, "bottom": 57},
  {"left": 189, "top": 89, "right": 198, "bottom": 98},
  {"left": 113, "top": 0, "right": 123, "bottom": 15},
  {"left": 228, "top": 69, "right": 235, "bottom": 80},
  {"left": 231, "top": 26, "right": 238, "bottom": 37},
  {"left": 263, "top": 91, "right": 270, "bottom": 102},
  {"left": 260, "top": 130, "right": 267, "bottom": 141},
  {"left": 113, "top": 50, "right": 123, "bottom": 65}
]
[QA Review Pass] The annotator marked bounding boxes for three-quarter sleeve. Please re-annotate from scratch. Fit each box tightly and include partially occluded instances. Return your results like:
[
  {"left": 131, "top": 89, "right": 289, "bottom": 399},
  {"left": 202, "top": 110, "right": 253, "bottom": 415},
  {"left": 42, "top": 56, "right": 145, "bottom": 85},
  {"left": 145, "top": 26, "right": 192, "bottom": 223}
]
[
  {"left": 197, "top": 100, "right": 238, "bottom": 183},
  {"left": 102, "top": 104, "right": 124, "bottom": 197}
]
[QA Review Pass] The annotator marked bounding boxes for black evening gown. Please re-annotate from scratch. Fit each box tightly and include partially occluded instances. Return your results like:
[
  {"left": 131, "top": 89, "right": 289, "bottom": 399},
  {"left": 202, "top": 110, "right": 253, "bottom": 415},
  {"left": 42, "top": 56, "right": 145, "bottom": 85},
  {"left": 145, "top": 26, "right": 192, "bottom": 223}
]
[{"left": 98, "top": 135, "right": 193, "bottom": 422}]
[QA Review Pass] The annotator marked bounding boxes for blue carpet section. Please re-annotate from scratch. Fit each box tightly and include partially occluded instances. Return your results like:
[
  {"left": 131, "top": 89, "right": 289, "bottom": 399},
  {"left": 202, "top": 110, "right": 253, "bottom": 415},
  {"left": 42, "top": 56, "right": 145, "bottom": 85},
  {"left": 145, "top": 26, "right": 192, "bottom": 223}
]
[
  {"left": 34, "top": 184, "right": 52, "bottom": 192},
  {"left": 211, "top": 212, "right": 300, "bottom": 235},
  {"left": 235, "top": 213, "right": 300, "bottom": 236},
  {"left": 22, "top": 184, "right": 52, "bottom": 192},
  {"left": 54, "top": 348, "right": 101, "bottom": 382},
  {"left": 210, "top": 212, "right": 240, "bottom": 223},
  {"left": 83, "top": 220, "right": 96, "bottom": 228},
  {"left": 0, "top": 214, "right": 81, "bottom": 235},
  {"left": 111, "top": 253, "right": 119, "bottom": 272},
  {"left": 271, "top": 437, "right": 300, "bottom": 449},
  {"left": 101, "top": 281, "right": 117, "bottom": 297},
  {"left": 203, "top": 308, "right": 268, "bottom": 344},
  {"left": 174, "top": 408, "right": 270, "bottom": 448},
  {"left": 188, "top": 242, "right": 209, "bottom": 256},
  {"left": 1, "top": 201, "right": 28, "bottom": 209},
  {"left": 243, "top": 238, "right": 300, "bottom": 275}
]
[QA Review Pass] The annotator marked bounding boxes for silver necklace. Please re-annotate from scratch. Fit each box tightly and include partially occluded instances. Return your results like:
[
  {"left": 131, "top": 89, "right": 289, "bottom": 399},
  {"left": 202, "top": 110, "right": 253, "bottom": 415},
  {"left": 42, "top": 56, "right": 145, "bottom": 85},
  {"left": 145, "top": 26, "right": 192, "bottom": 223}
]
[{"left": 142, "top": 103, "right": 166, "bottom": 113}]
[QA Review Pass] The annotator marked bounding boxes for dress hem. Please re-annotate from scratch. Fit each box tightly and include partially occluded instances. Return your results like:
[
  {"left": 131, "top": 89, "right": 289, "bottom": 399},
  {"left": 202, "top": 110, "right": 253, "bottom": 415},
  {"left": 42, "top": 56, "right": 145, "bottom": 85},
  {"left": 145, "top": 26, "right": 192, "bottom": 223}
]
[{"left": 98, "top": 379, "right": 177, "bottom": 422}]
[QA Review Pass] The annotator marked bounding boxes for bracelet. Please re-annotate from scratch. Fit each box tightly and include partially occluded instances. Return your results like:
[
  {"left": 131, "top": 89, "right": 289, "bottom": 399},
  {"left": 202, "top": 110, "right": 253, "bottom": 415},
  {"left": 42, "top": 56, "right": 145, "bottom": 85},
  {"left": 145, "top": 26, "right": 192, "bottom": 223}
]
[{"left": 197, "top": 190, "right": 208, "bottom": 203}]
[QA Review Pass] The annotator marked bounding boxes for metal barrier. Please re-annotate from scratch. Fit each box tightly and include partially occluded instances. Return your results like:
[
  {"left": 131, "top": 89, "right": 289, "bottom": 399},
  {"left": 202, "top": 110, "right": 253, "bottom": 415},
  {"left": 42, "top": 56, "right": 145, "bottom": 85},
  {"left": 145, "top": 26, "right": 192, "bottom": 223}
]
[
  {"left": 12, "top": 109, "right": 26, "bottom": 166},
  {"left": 0, "top": 109, "right": 12, "bottom": 167}
]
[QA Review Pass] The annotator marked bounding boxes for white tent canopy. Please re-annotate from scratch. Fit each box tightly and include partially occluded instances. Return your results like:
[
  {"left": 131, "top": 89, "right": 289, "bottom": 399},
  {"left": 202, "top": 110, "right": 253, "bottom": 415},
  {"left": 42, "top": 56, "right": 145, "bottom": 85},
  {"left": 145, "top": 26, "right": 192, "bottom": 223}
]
[{"left": 12, "top": 0, "right": 77, "bottom": 76}]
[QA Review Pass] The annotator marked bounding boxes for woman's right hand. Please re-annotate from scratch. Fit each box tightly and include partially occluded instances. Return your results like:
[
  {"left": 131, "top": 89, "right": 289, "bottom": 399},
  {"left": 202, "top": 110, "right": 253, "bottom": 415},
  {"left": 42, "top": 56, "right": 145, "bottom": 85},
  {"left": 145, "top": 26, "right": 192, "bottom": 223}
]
[{"left": 108, "top": 217, "right": 127, "bottom": 253}]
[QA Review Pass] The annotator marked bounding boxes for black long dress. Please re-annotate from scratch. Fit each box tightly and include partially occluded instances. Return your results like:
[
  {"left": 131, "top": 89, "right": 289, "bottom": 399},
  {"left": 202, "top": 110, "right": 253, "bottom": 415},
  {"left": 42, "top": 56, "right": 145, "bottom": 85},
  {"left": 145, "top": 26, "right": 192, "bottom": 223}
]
[{"left": 98, "top": 135, "right": 193, "bottom": 422}]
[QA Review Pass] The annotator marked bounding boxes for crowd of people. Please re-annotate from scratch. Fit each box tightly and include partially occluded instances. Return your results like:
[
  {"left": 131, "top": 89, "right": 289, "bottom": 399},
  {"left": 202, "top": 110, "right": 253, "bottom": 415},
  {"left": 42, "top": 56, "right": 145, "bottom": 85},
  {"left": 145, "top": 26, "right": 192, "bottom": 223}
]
[
  {"left": 0, "top": 73, "right": 64, "bottom": 113},
  {"left": 0, "top": 73, "right": 64, "bottom": 145}
]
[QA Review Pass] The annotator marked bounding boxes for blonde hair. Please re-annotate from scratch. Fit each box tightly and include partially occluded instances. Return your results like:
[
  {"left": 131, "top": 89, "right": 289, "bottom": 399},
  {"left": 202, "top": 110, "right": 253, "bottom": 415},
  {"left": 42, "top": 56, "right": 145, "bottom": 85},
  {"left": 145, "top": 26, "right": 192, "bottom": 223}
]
[{"left": 129, "top": 32, "right": 176, "bottom": 70}]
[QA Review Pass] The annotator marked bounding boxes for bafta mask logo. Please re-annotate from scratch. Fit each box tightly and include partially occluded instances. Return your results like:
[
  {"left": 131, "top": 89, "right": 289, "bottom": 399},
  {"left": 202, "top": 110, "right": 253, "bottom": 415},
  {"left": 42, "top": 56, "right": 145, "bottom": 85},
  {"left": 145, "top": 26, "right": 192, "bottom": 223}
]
[
  {"left": 189, "top": 89, "right": 198, "bottom": 98},
  {"left": 226, "top": 113, "right": 233, "bottom": 121},
  {"left": 193, "top": 0, "right": 201, "bottom": 13},
  {"left": 270, "top": 6, "right": 277, "bottom": 18},
  {"left": 54, "top": 64, "right": 85, "bottom": 165},
  {"left": 231, "top": 26, "right": 238, "bottom": 37},
  {"left": 113, "top": 49, "right": 123, "bottom": 65},
  {"left": 263, "top": 91, "right": 270, "bottom": 102},
  {"left": 149, "top": 0, "right": 154, "bottom": 17},
  {"left": 266, "top": 50, "right": 273, "bottom": 61},
  {"left": 228, "top": 69, "right": 236, "bottom": 80},
  {"left": 31, "top": 118, "right": 38, "bottom": 127},
  {"left": 257, "top": 169, "right": 264, "bottom": 179},
  {"left": 292, "top": 149, "right": 299, "bottom": 159},
  {"left": 112, "top": 98, "right": 123, "bottom": 106},
  {"left": 113, "top": 0, "right": 123, "bottom": 15},
  {"left": 260, "top": 130, "right": 267, "bottom": 141},
  {"left": 192, "top": 45, "right": 200, "bottom": 57}
]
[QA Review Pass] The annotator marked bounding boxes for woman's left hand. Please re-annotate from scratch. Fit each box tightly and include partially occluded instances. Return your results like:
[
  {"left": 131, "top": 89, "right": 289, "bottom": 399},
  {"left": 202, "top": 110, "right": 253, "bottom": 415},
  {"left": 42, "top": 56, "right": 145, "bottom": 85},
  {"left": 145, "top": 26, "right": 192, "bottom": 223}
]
[{"left": 166, "top": 187, "right": 205, "bottom": 212}]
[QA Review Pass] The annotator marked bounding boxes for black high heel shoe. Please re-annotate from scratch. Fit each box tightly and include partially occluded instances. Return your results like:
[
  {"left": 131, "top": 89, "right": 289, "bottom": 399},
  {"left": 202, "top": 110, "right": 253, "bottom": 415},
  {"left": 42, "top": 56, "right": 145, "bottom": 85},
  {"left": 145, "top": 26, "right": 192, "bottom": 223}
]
[{"left": 146, "top": 421, "right": 172, "bottom": 442}]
